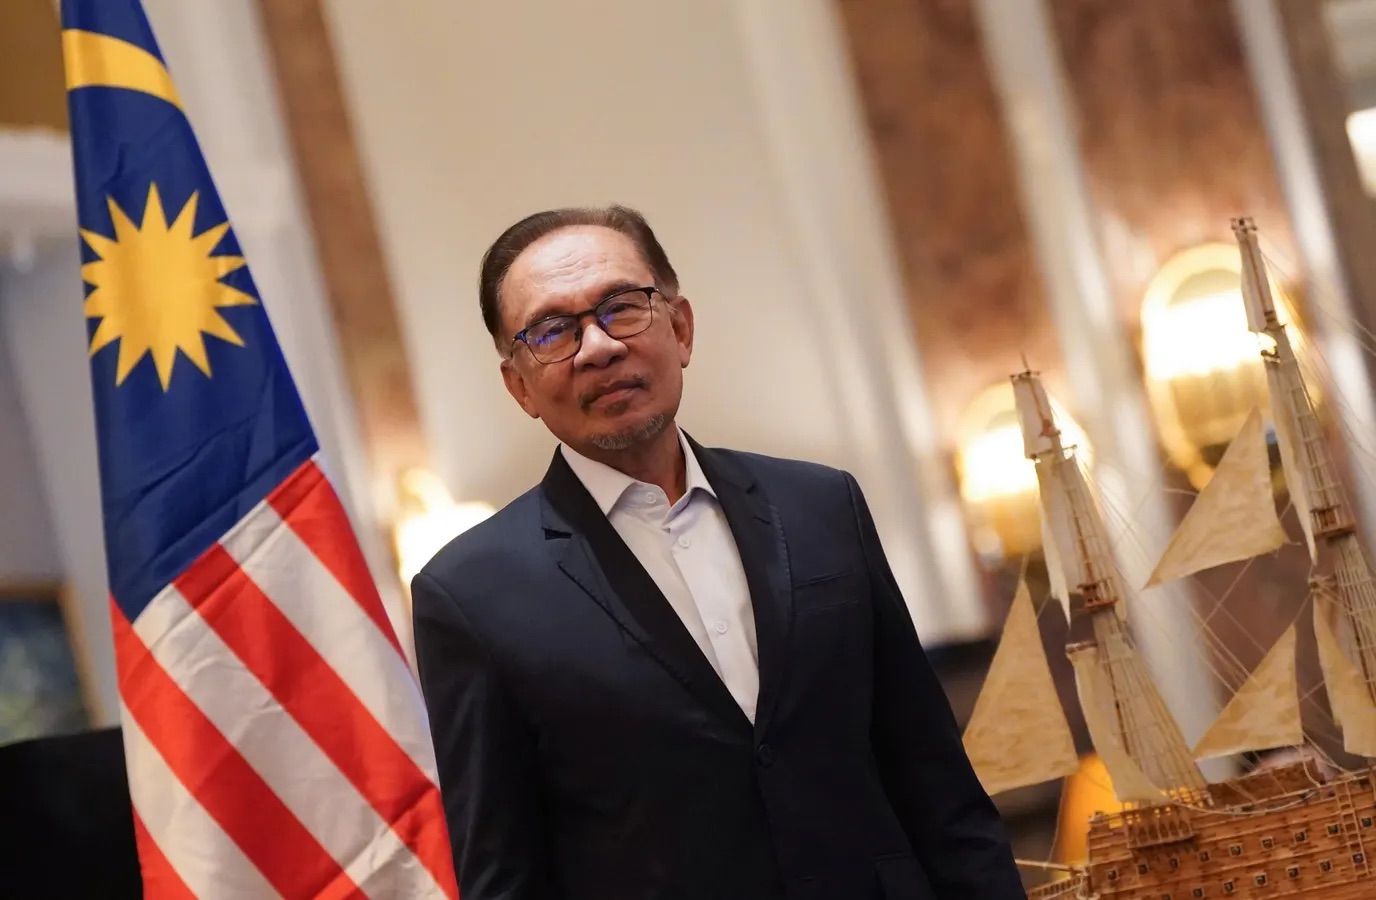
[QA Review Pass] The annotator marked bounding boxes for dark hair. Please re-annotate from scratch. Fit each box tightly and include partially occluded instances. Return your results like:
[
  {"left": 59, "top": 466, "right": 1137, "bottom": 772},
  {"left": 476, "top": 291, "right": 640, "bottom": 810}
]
[{"left": 477, "top": 204, "right": 680, "bottom": 346}]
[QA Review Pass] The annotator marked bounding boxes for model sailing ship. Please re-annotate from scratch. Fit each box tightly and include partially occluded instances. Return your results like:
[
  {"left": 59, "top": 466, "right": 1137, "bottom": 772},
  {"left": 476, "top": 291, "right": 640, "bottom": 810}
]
[{"left": 964, "top": 217, "right": 1376, "bottom": 899}]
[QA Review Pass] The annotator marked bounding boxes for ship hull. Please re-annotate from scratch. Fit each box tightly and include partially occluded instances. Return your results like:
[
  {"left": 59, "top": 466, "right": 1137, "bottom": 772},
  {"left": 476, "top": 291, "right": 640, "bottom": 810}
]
[{"left": 1069, "top": 763, "right": 1376, "bottom": 898}]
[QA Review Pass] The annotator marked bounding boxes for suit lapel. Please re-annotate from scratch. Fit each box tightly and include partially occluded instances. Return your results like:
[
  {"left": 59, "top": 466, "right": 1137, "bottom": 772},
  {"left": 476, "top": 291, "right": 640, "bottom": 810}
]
[
  {"left": 688, "top": 437, "right": 794, "bottom": 738},
  {"left": 541, "top": 449, "right": 752, "bottom": 734}
]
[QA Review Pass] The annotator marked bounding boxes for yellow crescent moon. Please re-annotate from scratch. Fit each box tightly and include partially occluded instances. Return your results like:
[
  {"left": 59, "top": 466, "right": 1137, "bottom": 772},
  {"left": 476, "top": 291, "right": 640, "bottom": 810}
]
[{"left": 62, "top": 30, "right": 183, "bottom": 110}]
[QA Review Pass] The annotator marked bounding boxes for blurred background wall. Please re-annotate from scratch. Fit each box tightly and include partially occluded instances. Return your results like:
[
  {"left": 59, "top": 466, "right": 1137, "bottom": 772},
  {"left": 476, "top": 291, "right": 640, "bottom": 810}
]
[{"left": 8, "top": 0, "right": 1376, "bottom": 886}]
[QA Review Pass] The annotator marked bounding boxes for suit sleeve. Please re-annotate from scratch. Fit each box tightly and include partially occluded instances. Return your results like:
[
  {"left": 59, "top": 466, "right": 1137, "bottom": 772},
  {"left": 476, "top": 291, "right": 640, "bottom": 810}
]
[
  {"left": 411, "top": 571, "right": 554, "bottom": 900},
  {"left": 844, "top": 473, "right": 1025, "bottom": 899}
]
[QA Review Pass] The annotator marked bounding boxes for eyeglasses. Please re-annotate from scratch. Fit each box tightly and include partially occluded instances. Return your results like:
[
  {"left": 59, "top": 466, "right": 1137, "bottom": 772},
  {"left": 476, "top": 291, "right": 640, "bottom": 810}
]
[{"left": 511, "top": 286, "right": 659, "bottom": 364}]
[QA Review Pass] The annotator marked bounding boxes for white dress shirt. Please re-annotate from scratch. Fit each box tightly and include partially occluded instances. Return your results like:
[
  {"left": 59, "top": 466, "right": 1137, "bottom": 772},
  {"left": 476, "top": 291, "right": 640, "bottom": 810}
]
[{"left": 561, "top": 430, "right": 760, "bottom": 722}]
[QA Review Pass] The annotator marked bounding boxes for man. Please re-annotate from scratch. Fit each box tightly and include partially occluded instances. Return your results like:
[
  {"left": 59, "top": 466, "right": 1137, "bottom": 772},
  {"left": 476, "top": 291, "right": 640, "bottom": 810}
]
[{"left": 412, "top": 205, "right": 1024, "bottom": 900}]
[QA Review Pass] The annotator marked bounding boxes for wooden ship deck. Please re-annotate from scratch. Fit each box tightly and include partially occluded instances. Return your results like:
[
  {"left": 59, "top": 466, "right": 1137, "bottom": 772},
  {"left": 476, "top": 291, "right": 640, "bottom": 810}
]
[
  {"left": 1029, "top": 764, "right": 1376, "bottom": 897},
  {"left": 1087, "top": 764, "right": 1375, "bottom": 897}
]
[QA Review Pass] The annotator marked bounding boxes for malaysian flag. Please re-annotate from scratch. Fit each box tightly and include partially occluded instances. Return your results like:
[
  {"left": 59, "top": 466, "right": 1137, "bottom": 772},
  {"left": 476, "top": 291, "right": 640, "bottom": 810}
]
[{"left": 60, "top": 1, "right": 458, "bottom": 896}]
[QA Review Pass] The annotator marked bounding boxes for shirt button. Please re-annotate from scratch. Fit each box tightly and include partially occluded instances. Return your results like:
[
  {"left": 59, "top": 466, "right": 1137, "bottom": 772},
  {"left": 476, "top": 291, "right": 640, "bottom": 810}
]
[
  {"left": 756, "top": 744, "right": 775, "bottom": 768},
  {"left": 677, "top": 535, "right": 691, "bottom": 549},
  {"left": 643, "top": 492, "right": 657, "bottom": 505},
  {"left": 714, "top": 620, "right": 729, "bottom": 634}
]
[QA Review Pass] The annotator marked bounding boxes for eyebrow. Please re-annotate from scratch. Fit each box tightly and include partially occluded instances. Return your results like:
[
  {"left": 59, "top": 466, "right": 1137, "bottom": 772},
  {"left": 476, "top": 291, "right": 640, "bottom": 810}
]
[{"left": 521, "top": 279, "right": 650, "bottom": 330}]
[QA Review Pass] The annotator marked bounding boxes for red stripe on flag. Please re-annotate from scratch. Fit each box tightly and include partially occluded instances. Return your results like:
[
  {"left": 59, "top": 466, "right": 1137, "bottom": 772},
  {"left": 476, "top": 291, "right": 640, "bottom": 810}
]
[
  {"left": 267, "top": 460, "right": 406, "bottom": 659},
  {"left": 111, "top": 602, "right": 366, "bottom": 900},
  {"left": 179, "top": 544, "right": 459, "bottom": 898},
  {"left": 131, "top": 808, "right": 197, "bottom": 900}
]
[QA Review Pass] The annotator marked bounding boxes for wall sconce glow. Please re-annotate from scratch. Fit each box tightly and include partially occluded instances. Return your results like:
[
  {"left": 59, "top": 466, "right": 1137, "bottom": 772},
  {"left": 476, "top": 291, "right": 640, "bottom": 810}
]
[
  {"left": 1142, "top": 289, "right": 1272, "bottom": 381},
  {"left": 1140, "top": 242, "right": 1302, "bottom": 489},
  {"left": 1346, "top": 107, "right": 1376, "bottom": 195},
  {"left": 956, "top": 381, "right": 1090, "bottom": 561},
  {"left": 960, "top": 420, "right": 1040, "bottom": 504},
  {"left": 393, "top": 469, "right": 495, "bottom": 587},
  {"left": 958, "top": 382, "right": 1091, "bottom": 504}
]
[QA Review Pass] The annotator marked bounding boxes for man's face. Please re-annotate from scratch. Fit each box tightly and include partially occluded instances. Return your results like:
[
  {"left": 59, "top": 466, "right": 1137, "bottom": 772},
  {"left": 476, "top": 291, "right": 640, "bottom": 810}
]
[{"left": 498, "top": 225, "right": 694, "bottom": 456}]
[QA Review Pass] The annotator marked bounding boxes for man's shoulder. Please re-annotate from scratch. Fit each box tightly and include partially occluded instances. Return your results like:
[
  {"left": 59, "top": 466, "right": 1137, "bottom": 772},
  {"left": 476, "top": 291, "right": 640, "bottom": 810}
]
[
  {"left": 415, "top": 485, "right": 545, "bottom": 585},
  {"left": 708, "top": 445, "right": 852, "bottom": 488},
  {"left": 703, "top": 445, "right": 857, "bottom": 510}
]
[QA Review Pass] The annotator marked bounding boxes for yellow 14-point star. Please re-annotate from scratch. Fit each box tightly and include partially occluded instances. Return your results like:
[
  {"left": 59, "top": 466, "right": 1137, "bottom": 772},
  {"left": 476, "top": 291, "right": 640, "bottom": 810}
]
[{"left": 81, "top": 184, "right": 256, "bottom": 389}]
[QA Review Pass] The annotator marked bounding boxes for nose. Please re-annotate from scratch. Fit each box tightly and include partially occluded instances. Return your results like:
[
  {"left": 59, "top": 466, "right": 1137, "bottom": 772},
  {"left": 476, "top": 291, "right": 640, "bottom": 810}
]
[{"left": 574, "top": 321, "right": 627, "bottom": 368}]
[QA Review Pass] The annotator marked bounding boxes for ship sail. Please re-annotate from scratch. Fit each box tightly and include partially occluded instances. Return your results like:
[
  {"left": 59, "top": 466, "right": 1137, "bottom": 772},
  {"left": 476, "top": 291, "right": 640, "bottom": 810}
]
[
  {"left": 1068, "top": 645, "right": 1166, "bottom": 804},
  {"left": 1018, "top": 379, "right": 1090, "bottom": 603},
  {"left": 1144, "top": 407, "right": 1287, "bottom": 588},
  {"left": 1235, "top": 217, "right": 1319, "bottom": 564},
  {"left": 962, "top": 580, "right": 1080, "bottom": 795},
  {"left": 1040, "top": 505, "right": 1071, "bottom": 621},
  {"left": 1033, "top": 423, "right": 1125, "bottom": 620},
  {"left": 1191, "top": 624, "right": 1302, "bottom": 761},
  {"left": 1313, "top": 584, "right": 1376, "bottom": 757},
  {"left": 1037, "top": 462, "right": 1091, "bottom": 611},
  {"left": 1014, "top": 370, "right": 1205, "bottom": 796},
  {"left": 1234, "top": 217, "right": 1376, "bottom": 724},
  {"left": 1264, "top": 365, "right": 1318, "bottom": 563}
]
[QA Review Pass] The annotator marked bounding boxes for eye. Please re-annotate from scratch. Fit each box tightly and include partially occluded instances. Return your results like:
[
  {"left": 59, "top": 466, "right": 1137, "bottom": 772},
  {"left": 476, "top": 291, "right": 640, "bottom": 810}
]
[{"left": 529, "top": 319, "right": 572, "bottom": 345}]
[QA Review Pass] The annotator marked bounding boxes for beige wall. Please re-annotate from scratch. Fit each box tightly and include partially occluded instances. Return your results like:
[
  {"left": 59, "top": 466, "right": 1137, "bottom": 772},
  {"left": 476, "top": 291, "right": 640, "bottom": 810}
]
[
  {"left": 322, "top": 0, "right": 987, "bottom": 640},
  {"left": 322, "top": 1, "right": 852, "bottom": 504},
  {"left": 0, "top": 305, "right": 61, "bottom": 582},
  {"left": 0, "top": 246, "right": 116, "bottom": 721}
]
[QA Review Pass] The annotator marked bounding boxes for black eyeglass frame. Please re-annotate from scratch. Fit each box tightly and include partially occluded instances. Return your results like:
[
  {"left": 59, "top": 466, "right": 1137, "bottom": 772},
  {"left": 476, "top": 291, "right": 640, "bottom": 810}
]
[{"left": 510, "top": 285, "right": 661, "bottom": 364}]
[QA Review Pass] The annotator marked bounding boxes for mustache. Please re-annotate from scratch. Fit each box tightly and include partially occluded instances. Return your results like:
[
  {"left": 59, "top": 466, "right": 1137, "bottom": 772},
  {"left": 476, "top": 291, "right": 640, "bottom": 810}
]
[{"left": 579, "top": 375, "right": 647, "bottom": 408}]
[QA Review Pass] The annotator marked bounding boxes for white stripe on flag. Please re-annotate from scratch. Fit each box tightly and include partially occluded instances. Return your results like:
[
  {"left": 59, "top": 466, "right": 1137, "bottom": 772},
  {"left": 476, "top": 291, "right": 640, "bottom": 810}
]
[
  {"left": 133, "top": 585, "right": 450, "bottom": 899},
  {"left": 219, "top": 500, "right": 440, "bottom": 783},
  {"left": 122, "top": 705, "right": 283, "bottom": 899}
]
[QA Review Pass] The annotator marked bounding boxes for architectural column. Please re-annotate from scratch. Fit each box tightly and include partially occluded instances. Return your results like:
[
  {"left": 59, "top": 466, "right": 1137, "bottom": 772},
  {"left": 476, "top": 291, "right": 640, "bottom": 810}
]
[
  {"left": 0, "top": 0, "right": 65, "bottom": 133},
  {"left": 1234, "top": 0, "right": 1376, "bottom": 542},
  {"left": 251, "top": 0, "right": 430, "bottom": 533},
  {"left": 0, "top": 0, "right": 67, "bottom": 263},
  {"left": 972, "top": 0, "right": 1221, "bottom": 759},
  {"left": 732, "top": 0, "right": 987, "bottom": 639},
  {"left": 832, "top": 0, "right": 1066, "bottom": 461}
]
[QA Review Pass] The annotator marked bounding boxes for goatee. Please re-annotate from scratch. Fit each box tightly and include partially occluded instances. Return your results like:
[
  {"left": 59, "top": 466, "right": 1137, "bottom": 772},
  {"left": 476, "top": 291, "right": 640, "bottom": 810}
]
[{"left": 590, "top": 413, "right": 668, "bottom": 451}]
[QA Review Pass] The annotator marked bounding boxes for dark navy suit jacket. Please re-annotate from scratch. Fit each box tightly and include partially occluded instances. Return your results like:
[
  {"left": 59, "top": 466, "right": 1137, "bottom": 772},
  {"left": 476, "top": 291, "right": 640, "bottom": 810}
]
[{"left": 412, "top": 439, "right": 1024, "bottom": 900}]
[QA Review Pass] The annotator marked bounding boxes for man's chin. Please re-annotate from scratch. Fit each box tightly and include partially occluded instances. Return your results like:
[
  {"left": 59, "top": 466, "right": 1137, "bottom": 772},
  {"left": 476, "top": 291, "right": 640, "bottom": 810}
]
[{"left": 588, "top": 412, "right": 668, "bottom": 452}]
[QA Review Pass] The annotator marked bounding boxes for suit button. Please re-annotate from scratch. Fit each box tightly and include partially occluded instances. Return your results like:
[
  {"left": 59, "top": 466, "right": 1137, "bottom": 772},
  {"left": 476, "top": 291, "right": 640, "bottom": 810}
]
[{"left": 756, "top": 744, "right": 775, "bottom": 768}]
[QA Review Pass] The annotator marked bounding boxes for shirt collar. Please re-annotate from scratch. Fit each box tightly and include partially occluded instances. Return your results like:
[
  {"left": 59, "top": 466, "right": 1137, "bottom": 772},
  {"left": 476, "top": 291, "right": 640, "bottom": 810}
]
[{"left": 560, "top": 427, "right": 715, "bottom": 516}]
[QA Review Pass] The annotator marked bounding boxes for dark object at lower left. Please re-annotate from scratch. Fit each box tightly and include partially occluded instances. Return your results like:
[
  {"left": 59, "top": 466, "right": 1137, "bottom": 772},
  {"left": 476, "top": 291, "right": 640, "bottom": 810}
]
[{"left": 0, "top": 726, "right": 141, "bottom": 899}]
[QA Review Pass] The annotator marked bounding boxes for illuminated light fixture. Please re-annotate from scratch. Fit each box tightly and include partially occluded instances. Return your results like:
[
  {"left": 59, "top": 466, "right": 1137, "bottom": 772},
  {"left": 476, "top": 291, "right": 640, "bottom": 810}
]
[
  {"left": 393, "top": 468, "right": 495, "bottom": 588},
  {"left": 1346, "top": 107, "right": 1376, "bottom": 196},
  {"left": 1140, "top": 243, "right": 1305, "bottom": 490},
  {"left": 956, "top": 380, "right": 1090, "bottom": 562}
]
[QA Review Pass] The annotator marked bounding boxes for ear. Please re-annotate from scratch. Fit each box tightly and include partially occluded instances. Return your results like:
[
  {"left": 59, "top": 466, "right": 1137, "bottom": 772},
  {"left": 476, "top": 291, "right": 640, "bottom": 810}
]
[
  {"left": 501, "top": 356, "right": 542, "bottom": 420},
  {"left": 669, "top": 295, "right": 694, "bottom": 368}
]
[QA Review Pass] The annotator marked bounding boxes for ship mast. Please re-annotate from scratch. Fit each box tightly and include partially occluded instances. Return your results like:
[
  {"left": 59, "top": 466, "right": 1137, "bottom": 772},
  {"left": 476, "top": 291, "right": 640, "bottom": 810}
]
[
  {"left": 1013, "top": 372, "right": 1207, "bottom": 797},
  {"left": 1233, "top": 216, "right": 1376, "bottom": 703}
]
